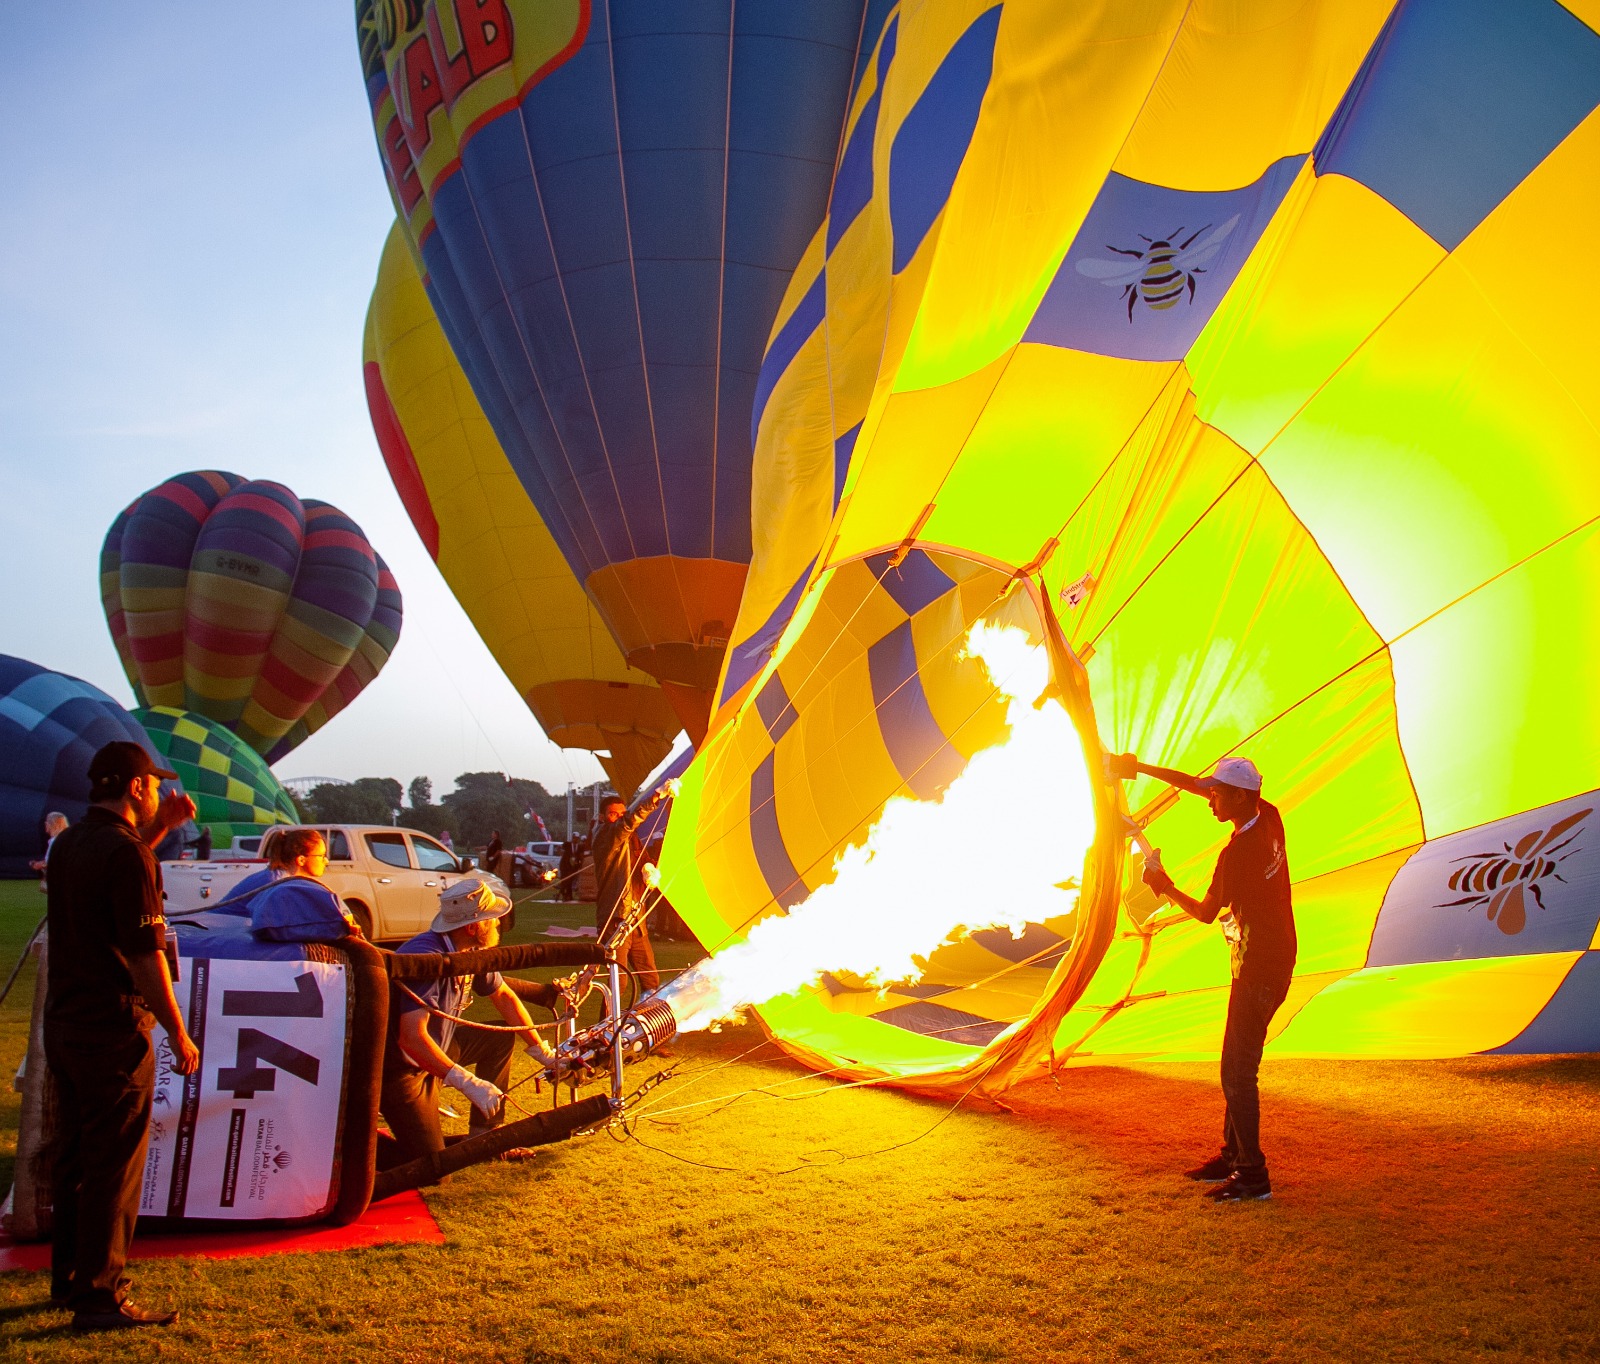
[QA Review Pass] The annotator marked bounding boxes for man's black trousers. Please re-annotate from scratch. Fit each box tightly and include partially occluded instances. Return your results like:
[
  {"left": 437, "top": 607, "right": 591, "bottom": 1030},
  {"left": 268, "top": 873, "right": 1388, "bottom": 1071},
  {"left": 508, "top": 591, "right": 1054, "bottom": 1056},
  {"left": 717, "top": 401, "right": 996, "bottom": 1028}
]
[
  {"left": 377, "top": 1026, "right": 514, "bottom": 1168},
  {"left": 1219, "top": 976, "right": 1291, "bottom": 1173},
  {"left": 44, "top": 1024, "right": 154, "bottom": 1311}
]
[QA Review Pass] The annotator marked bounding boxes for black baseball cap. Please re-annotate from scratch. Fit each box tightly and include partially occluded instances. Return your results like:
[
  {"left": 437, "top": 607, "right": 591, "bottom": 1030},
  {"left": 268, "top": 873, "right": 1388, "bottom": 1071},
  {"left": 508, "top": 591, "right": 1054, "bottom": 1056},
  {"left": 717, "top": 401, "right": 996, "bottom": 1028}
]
[{"left": 87, "top": 741, "right": 177, "bottom": 796}]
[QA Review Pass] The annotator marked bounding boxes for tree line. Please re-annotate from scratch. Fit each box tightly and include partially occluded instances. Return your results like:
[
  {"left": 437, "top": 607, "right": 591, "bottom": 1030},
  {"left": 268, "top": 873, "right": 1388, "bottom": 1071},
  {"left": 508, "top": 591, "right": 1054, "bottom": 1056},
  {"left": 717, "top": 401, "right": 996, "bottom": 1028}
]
[{"left": 297, "top": 772, "right": 582, "bottom": 850}]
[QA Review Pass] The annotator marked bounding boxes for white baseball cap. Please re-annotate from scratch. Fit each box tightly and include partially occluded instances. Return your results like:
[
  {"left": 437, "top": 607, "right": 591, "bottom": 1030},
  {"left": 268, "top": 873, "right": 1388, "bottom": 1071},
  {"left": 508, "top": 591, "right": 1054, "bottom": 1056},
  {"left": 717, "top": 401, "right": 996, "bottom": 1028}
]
[
  {"left": 1207, "top": 756, "right": 1262, "bottom": 792},
  {"left": 430, "top": 872, "right": 514, "bottom": 933}
]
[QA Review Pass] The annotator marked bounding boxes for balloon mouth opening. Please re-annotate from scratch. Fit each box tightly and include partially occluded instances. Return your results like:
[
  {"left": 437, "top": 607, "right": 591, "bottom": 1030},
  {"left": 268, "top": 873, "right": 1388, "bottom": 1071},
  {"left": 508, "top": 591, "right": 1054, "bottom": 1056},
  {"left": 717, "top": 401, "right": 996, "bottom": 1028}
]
[{"left": 660, "top": 547, "right": 1115, "bottom": 1076}]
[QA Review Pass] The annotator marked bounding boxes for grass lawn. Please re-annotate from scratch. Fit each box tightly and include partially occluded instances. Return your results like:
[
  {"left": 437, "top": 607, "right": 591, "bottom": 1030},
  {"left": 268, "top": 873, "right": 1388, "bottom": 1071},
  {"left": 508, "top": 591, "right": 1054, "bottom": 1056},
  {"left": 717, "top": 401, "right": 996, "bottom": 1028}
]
[{"left": 1, "top": 877, "right": 1598, "bottom": 1361}]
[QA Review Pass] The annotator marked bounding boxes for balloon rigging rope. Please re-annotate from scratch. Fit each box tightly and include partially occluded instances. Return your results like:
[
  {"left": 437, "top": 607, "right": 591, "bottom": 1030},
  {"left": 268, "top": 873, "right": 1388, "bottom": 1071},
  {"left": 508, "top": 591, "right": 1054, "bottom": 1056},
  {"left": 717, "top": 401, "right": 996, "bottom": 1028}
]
[{"left": 616, "top": 1053, "right": 1004, "bottom": 1176}]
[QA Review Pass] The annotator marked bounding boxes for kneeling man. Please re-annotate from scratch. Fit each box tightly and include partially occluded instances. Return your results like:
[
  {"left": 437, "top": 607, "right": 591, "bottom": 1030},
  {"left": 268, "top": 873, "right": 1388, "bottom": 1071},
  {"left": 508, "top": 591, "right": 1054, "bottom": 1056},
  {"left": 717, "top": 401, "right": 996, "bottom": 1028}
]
[{"left": 378, "top": 874, "right": 545, "bottom": 1164}]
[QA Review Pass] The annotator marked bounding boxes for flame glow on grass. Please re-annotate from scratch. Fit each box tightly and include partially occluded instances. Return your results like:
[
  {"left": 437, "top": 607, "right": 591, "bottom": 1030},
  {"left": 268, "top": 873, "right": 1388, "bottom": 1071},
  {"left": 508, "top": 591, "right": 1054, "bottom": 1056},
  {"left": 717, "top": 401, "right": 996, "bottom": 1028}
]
[{"left": 659, "top": 622, "right": 1097, "bottom": 1033}]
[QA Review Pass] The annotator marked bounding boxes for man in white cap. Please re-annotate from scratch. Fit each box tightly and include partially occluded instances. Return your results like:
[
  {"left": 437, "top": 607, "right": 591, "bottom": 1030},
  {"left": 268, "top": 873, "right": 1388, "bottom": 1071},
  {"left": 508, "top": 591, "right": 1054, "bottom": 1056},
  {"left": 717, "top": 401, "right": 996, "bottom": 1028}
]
[
  {"left": 1112, "top": 752, "right": 1297, "bottom": 1202},
  {"left": 377, "top": 873, "right": 548, "bottom": 1165}
]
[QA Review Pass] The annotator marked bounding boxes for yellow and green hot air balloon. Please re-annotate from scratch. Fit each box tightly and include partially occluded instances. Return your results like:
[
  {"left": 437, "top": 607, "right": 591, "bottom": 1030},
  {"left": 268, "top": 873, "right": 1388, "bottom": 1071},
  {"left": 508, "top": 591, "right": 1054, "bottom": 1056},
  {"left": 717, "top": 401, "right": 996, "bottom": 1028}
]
[{"left": 661, "top": 0, "right": 1600, "bottom": 1093}]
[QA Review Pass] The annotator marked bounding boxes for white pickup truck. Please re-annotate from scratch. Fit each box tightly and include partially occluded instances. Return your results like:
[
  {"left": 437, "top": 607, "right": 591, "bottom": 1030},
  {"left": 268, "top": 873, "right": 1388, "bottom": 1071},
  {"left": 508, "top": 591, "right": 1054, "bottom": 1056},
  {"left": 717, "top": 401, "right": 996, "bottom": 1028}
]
[{"left": 161, "top": 824, "right": 489, "bottom": 943}]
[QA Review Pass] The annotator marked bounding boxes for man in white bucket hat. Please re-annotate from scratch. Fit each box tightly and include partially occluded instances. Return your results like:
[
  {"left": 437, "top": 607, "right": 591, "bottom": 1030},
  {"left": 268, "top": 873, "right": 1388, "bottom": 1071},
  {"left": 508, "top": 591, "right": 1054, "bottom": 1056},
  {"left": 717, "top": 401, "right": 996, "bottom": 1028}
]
[
  {"left": 1110, "top": 752, "right": 1297, "bottom": 1203},
  {"left": 378, "top": 873, "right": 550, "bottom": 1165}
]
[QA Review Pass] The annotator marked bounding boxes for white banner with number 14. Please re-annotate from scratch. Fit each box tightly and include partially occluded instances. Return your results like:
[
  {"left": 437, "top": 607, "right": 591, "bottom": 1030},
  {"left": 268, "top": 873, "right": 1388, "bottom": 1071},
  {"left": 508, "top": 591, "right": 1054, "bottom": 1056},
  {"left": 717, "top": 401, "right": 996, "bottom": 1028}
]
[{"left": 141, "top": 954, "right": 349, "bottom": 1221}]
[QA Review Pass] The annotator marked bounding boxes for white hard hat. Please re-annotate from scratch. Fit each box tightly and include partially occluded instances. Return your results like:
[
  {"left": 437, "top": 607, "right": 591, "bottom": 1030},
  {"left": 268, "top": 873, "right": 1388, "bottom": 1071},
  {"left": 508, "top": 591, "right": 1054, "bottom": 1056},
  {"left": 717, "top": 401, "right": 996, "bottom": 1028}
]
[
  {"left": 431, "top": 872, "right": 513, "bottom": 933},
  {"left": 1207, "top": 756, "right": 1262, "bottom": 792}
]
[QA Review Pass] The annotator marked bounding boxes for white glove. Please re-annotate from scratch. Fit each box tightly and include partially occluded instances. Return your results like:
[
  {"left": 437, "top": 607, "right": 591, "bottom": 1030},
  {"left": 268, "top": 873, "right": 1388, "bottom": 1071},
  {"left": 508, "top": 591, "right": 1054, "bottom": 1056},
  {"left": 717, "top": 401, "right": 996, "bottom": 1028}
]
[
  {"left": 443, "top": 1064, "right": 504, "bottom": 1119},
  {"left": 661, "top": 778, "right": 681, "bottom": 800},
  {"left": 524, "top": 1039, "right": 558, "bottom": 1067}
]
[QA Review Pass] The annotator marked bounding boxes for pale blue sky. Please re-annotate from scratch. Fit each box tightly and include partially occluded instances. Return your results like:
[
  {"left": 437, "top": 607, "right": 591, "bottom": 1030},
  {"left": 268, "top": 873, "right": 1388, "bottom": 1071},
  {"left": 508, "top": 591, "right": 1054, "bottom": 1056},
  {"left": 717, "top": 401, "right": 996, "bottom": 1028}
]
[{"left": 0, "top": 5, "right": 614, "bottom": 798}]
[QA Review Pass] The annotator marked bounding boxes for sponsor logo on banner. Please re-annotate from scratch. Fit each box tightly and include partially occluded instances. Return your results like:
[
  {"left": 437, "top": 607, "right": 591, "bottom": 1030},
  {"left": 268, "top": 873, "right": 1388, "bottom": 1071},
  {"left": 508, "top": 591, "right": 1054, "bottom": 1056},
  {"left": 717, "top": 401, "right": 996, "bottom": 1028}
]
[{"left": 141, "top": 955, "right": 348, "bottom": 1221}]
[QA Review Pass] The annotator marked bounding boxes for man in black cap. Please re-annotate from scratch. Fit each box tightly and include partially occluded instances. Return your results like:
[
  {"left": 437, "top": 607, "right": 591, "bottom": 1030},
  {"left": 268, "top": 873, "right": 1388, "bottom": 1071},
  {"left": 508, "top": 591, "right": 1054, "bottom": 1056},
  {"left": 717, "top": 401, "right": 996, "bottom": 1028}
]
[{"left": 44, "top": 741, "right": 201, "bottom": 1330}]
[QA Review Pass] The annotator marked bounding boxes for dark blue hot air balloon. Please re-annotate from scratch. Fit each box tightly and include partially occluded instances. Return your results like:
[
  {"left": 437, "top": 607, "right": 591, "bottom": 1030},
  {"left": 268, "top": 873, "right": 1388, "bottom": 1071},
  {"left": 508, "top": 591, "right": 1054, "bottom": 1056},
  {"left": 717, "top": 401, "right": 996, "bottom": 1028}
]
[
  {"left": 357, "top": 0, "right": 892, "bottom": 739},
  {"left": 0, "top": 656, "right": 182, "bottom": 878}
]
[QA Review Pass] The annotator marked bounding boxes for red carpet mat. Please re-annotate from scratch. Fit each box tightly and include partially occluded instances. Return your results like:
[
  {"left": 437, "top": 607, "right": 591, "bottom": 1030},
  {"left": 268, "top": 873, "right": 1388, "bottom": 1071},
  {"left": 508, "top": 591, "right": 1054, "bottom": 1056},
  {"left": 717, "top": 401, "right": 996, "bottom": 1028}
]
[{"left": 0, "top": 1190, "right": 442, "bottom": 1272}]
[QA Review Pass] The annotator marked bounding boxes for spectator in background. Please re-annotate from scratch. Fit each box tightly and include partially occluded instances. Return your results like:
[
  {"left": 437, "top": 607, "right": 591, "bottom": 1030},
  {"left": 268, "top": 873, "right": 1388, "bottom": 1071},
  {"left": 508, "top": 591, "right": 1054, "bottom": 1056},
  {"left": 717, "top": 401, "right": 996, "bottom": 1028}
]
[
  {"left": 484, "top": 830, "right": 503, "bottom": 870},
  {"left": 558, "top": 838, "right": 578, "bottom": 902},
  {"left": 31, "top": 812, "right": 69, "bottom": 889},
  {"left": 440, "top": 829, "right": 454, "bottom": 853},
  {"left": 193, "top": 826, "right": 212, "bottom": 861}
]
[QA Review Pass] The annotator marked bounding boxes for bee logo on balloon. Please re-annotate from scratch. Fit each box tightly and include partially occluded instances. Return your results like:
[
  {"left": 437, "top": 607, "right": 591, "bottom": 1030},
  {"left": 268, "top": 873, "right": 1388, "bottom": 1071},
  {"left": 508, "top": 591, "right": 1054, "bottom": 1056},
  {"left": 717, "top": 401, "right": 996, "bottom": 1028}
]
[
  {"left": 1075, "top": 215, "right": 1240, "bottom": 321},
  {"left": 1436, "top": 807, "right": 1591, "bottom": 935}
]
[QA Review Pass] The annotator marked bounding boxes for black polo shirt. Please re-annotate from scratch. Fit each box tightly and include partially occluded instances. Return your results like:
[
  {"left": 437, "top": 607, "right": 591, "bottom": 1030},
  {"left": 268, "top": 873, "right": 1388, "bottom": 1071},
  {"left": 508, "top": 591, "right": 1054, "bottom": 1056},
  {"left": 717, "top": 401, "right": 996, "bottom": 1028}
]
[
  {"left": 1202, "top": 799, "right": 1297, "bottom": 987},
  {"left": 44, "top": 807, "right": 167, "bottom": 1032}
]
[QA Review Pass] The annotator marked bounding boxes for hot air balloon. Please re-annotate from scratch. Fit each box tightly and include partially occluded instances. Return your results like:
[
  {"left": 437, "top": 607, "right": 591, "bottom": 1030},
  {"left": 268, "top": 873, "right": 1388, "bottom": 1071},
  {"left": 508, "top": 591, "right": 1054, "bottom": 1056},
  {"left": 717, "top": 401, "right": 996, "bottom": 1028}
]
[
  {"left": 658, "top": 0, "right": 1600, "bottom": 1091},
  {"left": 133, "top": 707, "right": 298, "bottom": 845},
  {"left": 364, "top": 219, "right": 679, "bottom": 795},
  {"left": 101, "top": 475, "right": 401, "bottom": 764},
  {"left": 356, "top": 0, "right": 892, "bottom": 741},
  {"left": 0, "top": 656, "right": 184, "bottom": 878}
]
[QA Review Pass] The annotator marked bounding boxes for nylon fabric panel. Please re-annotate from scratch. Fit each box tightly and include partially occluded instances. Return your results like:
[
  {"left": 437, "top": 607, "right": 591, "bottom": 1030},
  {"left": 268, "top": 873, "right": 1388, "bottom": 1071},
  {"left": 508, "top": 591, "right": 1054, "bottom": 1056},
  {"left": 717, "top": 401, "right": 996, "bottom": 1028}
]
[
  {"left": 893, "top": 0, "right": 1191, "bottom": 393},
  {"left": 1042, "top": 382, "right": 1251, "bottom": 653},
  {"left": 1270, "top": 953, "right": 1583, "bottom": 1057},
  {"left": 1390, "top": 526, "right": 1600, "bottom": 839},
  {"left": 1084, "top": 464, "right": 1382, "bottom": 821},
  {"left": 829, "top": 357, "right": 1010, "bottom": 564},
  {"left": 1112, "top": 0, "right": 1397, "bottom": 193},
  {"left": 1187, "top": 171, "right": 1445, "bottom": 456},
  {"left": 920, "top": 349, "right": 1180, "bottom": 572},
  {"left": 1491, "top": 952, "right": 1600, "bottom": 1054},
  {"left": 1256, "top": 250, "right": 1600, "bottom": 645}
]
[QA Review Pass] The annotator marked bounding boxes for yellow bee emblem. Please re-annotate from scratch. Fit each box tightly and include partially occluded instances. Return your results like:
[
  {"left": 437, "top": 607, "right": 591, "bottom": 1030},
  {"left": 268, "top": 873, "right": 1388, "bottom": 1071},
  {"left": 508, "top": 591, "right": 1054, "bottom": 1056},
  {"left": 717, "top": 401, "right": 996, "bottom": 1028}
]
[
  {"left": 1437, "top": 807, "right": 1590, "bottom": 935},
  {"left": 1076, "top": 215, "right": 1239, "bottom": 321}
]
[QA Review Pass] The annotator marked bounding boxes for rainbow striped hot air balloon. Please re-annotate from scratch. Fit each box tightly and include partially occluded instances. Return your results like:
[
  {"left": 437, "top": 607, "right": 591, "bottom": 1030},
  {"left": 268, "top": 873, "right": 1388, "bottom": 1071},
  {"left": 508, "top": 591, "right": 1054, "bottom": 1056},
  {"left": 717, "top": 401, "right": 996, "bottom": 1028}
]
[
  {"left": 356, "top": 0, "right": 893, "bottom": 741},
  {"left": 102, "top": 473, "right": 402, "bottom": 764},
  {"left": 659, "top": 0, "right": 1600, "bottom": 1091}
]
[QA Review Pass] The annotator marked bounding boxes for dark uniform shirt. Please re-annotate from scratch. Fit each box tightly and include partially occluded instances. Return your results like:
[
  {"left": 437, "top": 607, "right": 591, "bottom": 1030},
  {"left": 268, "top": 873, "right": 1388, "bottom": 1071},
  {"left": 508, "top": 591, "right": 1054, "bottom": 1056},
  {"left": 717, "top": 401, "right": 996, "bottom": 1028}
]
[
  {"left": 384, "top": 929, "right": 503, "bottom": 1074},
  {"left": 591, "top": 809, "right": 651, "bottom": 936},
  {"left": 44, "top": 807, "right": 167, "bottom": 1032},
  {"left": 1201, "top": 799, "right": 1296, "bottom": 986}
]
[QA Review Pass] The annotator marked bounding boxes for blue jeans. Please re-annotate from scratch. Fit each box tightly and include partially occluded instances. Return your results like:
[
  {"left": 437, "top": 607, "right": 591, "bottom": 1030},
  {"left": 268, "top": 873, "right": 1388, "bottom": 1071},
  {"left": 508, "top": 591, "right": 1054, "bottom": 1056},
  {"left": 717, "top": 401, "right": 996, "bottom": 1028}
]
[{"left": 1220, "top": 976, "right": 1291, "bottom": 1173}]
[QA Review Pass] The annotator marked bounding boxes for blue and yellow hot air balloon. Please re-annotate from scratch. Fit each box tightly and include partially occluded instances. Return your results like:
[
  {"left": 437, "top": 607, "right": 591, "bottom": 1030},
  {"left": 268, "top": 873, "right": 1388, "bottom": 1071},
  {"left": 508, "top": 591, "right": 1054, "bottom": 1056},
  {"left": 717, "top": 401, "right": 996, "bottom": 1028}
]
[
  {"left": 660, "top": 0, "right": 1600, "bottom": 1091},
  {"left": 356, "top": 0, "right": 892, "bottom": 740},
  {"left": 364, "top": 219, "right": 680, "bottom": 795}
]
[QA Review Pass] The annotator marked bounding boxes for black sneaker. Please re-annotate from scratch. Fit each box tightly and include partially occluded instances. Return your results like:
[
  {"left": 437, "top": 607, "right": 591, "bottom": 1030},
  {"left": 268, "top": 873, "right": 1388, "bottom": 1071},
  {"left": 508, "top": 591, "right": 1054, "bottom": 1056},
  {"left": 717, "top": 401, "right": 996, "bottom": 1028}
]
[
  {"left": 1206, "top": 1170, "right": 1271, "bottom": 1202},
  {"left": 1184, "top": 1153, "right": 1234, "bottom": 1182}
]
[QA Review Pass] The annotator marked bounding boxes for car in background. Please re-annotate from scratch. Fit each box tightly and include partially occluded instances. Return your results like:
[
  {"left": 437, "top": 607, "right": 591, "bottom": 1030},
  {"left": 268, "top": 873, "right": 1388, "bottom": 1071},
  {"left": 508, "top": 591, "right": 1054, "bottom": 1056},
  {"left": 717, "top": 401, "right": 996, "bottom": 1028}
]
[
  {"left": 161, "top": 825, "right": 505, "bottom": 943},
  {"left": 511, "top": 839, "right": 562, "bottom": 888}
]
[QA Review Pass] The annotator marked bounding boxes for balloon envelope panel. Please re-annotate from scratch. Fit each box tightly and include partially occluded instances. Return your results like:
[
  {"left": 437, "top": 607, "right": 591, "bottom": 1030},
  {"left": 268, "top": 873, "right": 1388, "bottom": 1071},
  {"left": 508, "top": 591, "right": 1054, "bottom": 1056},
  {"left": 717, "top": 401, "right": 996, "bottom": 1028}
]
[
  {"left": 669, "top": 0, "right": 1600, "bottom": 1086},
  {"left": 358, "top": 0, "right": 890, "bottom": 733},
  {"left": 134, "top": 707, "right": 299, "bottom": 845},
  {"left": 363, "top": 219, "right": 678, "bottom": 794},
  {"left": 0, "top": 656, "right": 175, "bottom": 878}
]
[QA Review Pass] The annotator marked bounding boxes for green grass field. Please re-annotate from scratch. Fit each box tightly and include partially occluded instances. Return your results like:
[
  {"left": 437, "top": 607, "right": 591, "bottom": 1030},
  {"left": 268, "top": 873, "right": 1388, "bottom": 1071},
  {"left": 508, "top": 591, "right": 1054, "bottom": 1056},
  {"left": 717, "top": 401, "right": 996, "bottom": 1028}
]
[{"left": 2, "top": 878, "right": 1598, "bottom": 1362}]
